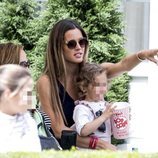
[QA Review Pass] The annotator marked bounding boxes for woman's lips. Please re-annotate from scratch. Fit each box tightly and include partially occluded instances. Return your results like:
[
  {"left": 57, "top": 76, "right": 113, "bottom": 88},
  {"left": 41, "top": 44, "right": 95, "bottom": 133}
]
[{"left": 74, "top": 52, "right": 83, "bottom": 58}]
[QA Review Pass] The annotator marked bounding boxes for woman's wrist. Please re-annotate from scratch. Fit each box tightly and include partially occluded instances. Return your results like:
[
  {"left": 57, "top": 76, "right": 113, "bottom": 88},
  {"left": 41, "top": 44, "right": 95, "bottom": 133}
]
[
  {"left": 96, "top": 138, "right": 109, "bottom": 149},
  {"left": 89, "top": 136, "right": 98, "bottom": 149},
  {"left": 136, "top": 51, "right": 146, "bottom": 61}
]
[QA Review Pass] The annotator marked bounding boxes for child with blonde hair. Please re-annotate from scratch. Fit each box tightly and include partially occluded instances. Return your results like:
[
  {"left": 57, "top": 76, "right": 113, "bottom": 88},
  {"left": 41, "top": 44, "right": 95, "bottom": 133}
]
[{"left": 0, "top": 64, "right": 41, "bottom": 152}]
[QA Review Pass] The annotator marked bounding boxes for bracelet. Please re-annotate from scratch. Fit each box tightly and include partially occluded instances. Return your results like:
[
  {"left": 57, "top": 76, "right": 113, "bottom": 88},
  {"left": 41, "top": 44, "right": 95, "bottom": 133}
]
[
  {"left": 89, "top": 136, "right": 98, "bottom": 149},
  {"left": 136, "top": 52, "right": 145, "bottom": 62}
]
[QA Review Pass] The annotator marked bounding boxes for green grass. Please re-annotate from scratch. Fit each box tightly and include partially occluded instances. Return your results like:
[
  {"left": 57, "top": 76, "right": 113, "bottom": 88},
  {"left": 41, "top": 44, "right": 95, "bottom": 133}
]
[{"left": 0, "top": 150, "right": 158, "bottom": 158}]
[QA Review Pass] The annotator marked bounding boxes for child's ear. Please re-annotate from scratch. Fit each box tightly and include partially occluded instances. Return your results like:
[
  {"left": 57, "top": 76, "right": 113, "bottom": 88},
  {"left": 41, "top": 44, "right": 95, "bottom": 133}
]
[
  {"left": 3, "top": 88, "right": 12, "bottom": 99},
  {"left": 79, "top": 85, "right": 87, "bottom": 93}
]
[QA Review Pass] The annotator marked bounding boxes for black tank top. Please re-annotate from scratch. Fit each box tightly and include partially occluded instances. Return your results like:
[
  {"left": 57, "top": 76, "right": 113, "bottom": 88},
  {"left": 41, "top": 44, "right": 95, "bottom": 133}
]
[{"left": 58, "top": 82, "right": 75, "bottom": 127}]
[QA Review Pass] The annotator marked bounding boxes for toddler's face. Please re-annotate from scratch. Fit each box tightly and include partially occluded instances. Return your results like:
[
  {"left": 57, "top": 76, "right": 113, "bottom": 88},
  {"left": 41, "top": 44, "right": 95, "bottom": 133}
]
[{"left": 86, "top": 72, "right": 107, "bottom": 101}]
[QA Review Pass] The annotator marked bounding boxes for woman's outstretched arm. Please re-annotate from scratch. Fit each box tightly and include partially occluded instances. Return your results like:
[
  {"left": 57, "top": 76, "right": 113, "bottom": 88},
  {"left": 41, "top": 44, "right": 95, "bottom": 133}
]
[{"left": 101, "top": 49, "right": 158, "bottom": 78}]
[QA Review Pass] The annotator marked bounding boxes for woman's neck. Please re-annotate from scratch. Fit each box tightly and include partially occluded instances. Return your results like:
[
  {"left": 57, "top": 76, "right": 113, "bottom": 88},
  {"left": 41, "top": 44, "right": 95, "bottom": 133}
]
[
  {"left": 58, "top": 62, "right": 79, "bottom": 100},
  {"left": 66, "top": 62, "right": 79, "bottom": 76},
  {"left": 59, "top": 62, "right": 79, "bottom": 82}
]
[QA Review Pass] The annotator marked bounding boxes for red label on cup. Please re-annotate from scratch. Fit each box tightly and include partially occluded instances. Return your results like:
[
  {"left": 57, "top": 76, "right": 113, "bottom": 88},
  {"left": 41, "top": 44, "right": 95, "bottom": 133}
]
[{"left": 114, "top": 116, "right": 128, "bottom": 130}]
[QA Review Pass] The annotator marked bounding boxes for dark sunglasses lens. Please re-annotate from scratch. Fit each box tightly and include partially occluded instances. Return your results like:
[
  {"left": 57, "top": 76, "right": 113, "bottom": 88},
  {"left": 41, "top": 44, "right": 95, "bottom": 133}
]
[
  {"left": 67, "top": 38, "right": 88, "bottom": 49},
  {"left": 20, "top": 61, "right": 30, "bottom": 68},
  {"left": 79, "top": 39, "right": 88, "bottom": 48},
  {"left": 67, "top": 40, "right": 77, "bottom": 49}
]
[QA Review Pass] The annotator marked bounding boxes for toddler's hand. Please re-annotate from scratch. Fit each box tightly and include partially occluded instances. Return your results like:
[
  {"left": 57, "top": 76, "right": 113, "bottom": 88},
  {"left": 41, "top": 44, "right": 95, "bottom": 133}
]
[{"left": 102, "top": 103, "right": 116, "bottom": 119}]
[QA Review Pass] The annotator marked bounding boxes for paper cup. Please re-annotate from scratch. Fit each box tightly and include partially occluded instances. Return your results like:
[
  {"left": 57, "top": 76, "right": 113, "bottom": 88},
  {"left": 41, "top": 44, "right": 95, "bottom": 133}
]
[{"left": 111, "top": 102, "right": 130, "bottom": 139}]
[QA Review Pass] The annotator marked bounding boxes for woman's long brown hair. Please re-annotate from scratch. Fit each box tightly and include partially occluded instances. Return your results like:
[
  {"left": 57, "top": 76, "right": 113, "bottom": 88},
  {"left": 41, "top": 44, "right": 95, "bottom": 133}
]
[{"left": 43, "top": 19, "right": 89, "bottom": 124}]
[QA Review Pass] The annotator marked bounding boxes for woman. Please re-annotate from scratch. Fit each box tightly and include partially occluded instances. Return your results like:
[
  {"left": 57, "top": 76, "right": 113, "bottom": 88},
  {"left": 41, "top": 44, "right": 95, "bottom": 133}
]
[
  {"left": 37, "top": 19, "right": 158, "bottom": 150},
  {"left": 0, "top": 64, "right": 41, "bottom": 152},
  {"left": 0, "top": 42, "right": 29, "bottom": 68}
]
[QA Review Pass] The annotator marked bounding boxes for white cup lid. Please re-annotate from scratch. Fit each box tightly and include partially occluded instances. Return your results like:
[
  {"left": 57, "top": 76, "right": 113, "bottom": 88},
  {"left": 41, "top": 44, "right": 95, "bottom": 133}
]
[{"left": 113, "top": 102, "right": 130, "bottom": 109}]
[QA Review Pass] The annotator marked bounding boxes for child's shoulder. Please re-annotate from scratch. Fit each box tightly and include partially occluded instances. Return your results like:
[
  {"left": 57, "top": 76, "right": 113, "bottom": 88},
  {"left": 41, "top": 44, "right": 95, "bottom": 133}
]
[{"left": 74, "top": 100, "right": 91, "bottom": 109}]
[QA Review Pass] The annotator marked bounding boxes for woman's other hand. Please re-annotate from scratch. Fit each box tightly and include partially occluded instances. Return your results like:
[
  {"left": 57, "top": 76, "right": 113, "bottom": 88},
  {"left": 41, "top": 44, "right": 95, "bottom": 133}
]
[{"left": 96, "top": 139, "right": 117, "bottom": 151}]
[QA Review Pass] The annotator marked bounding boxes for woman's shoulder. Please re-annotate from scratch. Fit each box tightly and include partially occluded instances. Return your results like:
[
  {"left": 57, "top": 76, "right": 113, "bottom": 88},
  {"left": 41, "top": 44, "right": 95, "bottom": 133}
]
[
  {"left": 37, "top": 74, "right": 50, "bottom": 86},
  {"left": 36, "top": 74, "right": 50, "bottom": 93},
  {"left": 37, "top": 74, "right": 49, "bottom": 82}
]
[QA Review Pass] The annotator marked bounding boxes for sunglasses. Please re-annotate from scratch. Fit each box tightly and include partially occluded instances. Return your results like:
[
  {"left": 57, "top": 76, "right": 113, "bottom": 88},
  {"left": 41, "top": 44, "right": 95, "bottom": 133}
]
[
  {"left": 19, "top": 61, "right": 30, "bottom": 68},
  {"left": 65, "top": 38, "right": 88, "bottom": 49}
]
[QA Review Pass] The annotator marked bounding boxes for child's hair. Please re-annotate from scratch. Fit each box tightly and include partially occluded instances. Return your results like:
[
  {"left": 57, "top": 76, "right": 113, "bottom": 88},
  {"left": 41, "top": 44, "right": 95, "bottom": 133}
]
[
  {"left": 0, "top": 64, "right": 31, "bottom": 98},
  {"left": 76, "top": 62, "right": 106, "bottom": 99}
]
